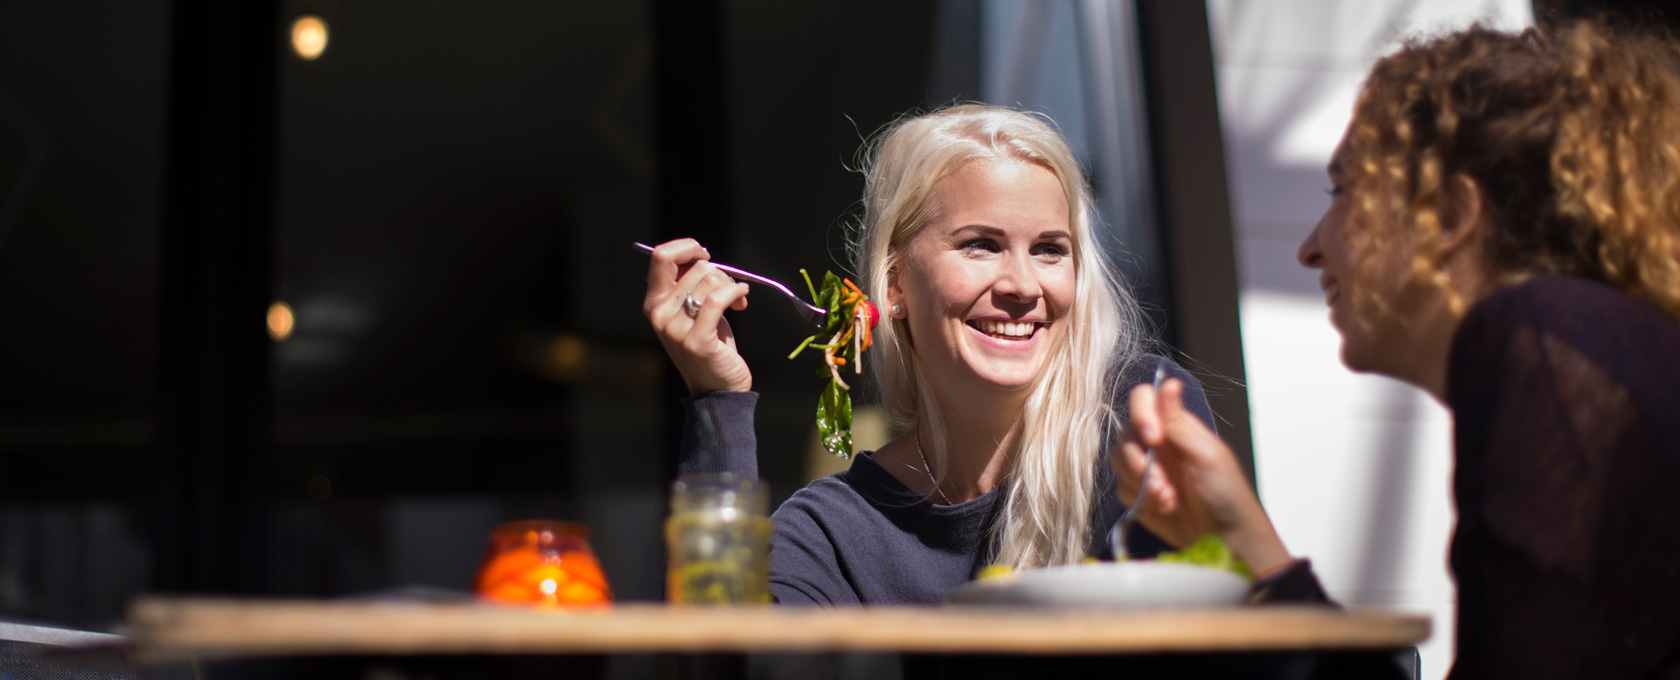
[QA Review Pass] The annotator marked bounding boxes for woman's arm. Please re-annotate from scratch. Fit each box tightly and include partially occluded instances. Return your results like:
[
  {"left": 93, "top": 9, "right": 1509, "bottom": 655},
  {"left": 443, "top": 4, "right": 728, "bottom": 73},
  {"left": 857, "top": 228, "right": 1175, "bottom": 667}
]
[
  {"left": 679, "top": 391, "right": 760, "bottom": 477},
  {"left": 644, "top": 238, "right": 763, "bottom": 474},
  {"left": 1109, "top": 379, "right": 1294, "bottom": 576}
]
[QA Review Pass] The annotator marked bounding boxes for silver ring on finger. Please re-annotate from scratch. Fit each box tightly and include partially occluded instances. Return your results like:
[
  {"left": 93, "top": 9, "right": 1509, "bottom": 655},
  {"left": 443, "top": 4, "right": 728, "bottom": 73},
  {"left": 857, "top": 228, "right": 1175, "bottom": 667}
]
[{"left": 682, "top": 292, "right": 701, "bottom": 318}]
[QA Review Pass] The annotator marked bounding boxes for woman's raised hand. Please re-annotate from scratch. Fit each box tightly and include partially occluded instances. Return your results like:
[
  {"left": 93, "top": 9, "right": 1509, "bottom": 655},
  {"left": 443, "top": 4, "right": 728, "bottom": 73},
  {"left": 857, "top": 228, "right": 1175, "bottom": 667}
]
[
  {"left": 1111, "top": 379, "right": 1293, "bottom": 575},
  {"left": 642, "top": 239, "right": 754, "bottom": 396}
]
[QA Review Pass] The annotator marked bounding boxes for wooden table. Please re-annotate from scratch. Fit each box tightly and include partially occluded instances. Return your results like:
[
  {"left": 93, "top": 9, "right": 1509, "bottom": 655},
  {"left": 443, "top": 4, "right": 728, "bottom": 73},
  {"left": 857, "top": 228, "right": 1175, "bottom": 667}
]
[{"left": 128, "top": 598, "right": 1429, "bottom": 662}]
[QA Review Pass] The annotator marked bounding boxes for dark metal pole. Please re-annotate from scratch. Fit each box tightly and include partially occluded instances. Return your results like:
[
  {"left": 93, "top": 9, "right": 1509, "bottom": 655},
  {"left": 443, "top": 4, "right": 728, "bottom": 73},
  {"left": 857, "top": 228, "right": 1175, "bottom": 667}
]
[
  {"left": 154, "top": 0, "right": 281, "bottom": 593},
  {"left": 1133, "top": 0, "right": 1256, "bottom": 485},
  {"left": 653, "top": 0, "right": 732, "bottom": 478}
]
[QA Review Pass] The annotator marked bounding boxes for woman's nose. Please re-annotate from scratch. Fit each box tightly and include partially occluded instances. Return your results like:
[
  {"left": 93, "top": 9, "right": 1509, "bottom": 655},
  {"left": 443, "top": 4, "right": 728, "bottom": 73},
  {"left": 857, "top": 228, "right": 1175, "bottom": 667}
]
[
  {"left": 1298, "top": 221, "right": 1325, "bottom": 269},
  {"left": 992, "top": 254, "right": 1042, "bottom": 301}
]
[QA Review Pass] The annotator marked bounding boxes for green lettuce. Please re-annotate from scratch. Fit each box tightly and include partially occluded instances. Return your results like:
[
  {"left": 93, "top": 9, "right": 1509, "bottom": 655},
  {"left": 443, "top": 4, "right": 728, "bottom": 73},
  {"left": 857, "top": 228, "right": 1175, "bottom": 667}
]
[{"left": 1155, "top": 534, "right": 1253, "bottom": 580}]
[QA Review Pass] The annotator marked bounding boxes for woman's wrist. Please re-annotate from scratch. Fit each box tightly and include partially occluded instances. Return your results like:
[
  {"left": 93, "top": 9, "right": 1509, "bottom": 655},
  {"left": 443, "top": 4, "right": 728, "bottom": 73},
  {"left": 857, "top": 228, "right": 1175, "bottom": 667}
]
[
  {"left": 685, "top": 376, "right": 752, "bottom": 397},
  {"left": 1227, "top": 528, "right": 1292, "bottom": 576},
  {"left": 1220, "top": 504, "right": 1293, "bottom": 576}
]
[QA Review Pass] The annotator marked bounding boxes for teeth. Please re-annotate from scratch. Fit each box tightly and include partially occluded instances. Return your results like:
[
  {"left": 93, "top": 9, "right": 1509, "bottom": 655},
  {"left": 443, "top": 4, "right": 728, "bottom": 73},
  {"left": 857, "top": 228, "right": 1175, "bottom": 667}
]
[
  {"left": 1324, "top": 283, "right": 1340, "bottom": 305},
  {"left": 974, "top": 320, "right": 1037, "bottom": 338}
]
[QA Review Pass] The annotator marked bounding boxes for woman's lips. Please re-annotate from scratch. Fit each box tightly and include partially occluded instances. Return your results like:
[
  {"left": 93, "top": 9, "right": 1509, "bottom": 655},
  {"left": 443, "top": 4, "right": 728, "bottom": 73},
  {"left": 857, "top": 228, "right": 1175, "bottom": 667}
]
[{"left": 1323, "top": 282, "right": 1340, "bottom": 305}]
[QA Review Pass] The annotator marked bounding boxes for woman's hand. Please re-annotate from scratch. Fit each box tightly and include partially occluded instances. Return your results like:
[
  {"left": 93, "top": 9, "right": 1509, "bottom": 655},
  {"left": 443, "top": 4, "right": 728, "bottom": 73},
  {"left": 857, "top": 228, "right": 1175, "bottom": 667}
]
[
  {"left": 642, "top": 239, "right": 754, "bottom": 396},
  {"left": 1110, "top": 379, "right": 1293, "bottom": 575}
]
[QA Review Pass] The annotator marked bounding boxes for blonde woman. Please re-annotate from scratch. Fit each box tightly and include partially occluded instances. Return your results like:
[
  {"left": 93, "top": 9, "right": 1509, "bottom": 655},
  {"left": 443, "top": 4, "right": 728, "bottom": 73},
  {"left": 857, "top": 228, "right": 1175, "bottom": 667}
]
[
  {"left": 1116, "top": 21, "right": 1680, "bottom": 677},
  {"left": 643, "top": 104, "right": 1218, "bottom": 604}
]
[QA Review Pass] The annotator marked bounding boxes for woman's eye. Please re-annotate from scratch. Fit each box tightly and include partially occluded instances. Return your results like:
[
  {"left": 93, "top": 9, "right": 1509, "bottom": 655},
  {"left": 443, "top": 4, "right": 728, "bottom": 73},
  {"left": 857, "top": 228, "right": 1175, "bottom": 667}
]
[
  {"left": 1033, "top": 243, "right": 1069, "bottom": 259},
  {"left": 960, "top": 239, "right": 1001, "bottom": 253}
]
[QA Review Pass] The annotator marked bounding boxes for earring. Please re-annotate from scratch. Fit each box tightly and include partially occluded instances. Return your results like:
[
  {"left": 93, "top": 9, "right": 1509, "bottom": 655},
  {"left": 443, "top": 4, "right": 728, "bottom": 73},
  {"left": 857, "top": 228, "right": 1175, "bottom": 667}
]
[{"left": 890, "top": 304, "right": 903, "bottom": 317}]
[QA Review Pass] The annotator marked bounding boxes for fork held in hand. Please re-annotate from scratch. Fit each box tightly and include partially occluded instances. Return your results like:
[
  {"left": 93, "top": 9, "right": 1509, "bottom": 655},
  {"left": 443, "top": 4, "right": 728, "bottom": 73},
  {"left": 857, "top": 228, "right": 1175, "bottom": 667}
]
[
  {"left": 634, "top": 242, "right": 827, "bottom": 326},
  {"left": 1109, "top": 358, "right": 1169, "bottom": 561}
]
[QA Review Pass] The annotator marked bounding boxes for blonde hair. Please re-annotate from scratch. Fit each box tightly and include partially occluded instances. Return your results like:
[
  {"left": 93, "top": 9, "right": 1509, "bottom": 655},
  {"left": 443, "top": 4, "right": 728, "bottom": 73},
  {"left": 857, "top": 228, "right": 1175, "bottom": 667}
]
[
  {"left": 1346, "top": 20, "right": 1680, "bottom": 320},
  {"left": 853, "top": 104, "right": 1145, "bottom": 569}
]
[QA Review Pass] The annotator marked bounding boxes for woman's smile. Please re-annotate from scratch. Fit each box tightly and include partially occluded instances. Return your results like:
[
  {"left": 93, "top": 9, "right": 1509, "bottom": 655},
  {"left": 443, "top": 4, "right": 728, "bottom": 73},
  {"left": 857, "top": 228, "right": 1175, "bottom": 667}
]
[
  {"left": 1319, "top": 276, "right": 1340, "bottom": 307},
  {"left": 968, "top": 318, "right": 1043, "bottom": 342}
]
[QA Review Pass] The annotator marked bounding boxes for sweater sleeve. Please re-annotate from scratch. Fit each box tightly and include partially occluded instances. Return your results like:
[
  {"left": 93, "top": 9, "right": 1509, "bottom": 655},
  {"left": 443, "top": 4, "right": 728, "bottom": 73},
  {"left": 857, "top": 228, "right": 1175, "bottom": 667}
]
[
  {"left": 678, "top": 391, "right": 760, "bottom": 477},
  {"left": 1246, "top": 559, "right": 1333, "bottom": 605},
  {"left": 1172, "top": 359, "right": 1218, "bottom": 434}
]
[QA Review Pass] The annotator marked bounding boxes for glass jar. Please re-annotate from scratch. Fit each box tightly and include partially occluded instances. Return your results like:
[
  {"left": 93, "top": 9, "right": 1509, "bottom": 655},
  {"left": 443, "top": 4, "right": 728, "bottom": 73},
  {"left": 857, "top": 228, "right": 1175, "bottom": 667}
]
[{"left": 665, "top": 473, "right": 772, "bottom": 604}]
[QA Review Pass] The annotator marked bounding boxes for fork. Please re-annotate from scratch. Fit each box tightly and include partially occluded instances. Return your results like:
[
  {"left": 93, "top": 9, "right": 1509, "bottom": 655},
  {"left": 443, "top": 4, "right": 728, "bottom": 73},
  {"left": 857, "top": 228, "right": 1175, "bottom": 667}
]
[
  {"left": 634, "top": 242, "right": 827, "bottom": 326},
  {"left": 1108, "top": 358, "right": 1169, "bottom": 561}
]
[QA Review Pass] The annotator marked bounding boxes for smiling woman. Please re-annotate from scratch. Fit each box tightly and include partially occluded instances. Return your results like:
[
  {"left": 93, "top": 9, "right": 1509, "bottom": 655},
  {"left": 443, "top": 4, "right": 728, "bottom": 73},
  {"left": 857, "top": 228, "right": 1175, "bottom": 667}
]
[{"left": 641, "top": 104, "right": 1222, "bottom": 606}]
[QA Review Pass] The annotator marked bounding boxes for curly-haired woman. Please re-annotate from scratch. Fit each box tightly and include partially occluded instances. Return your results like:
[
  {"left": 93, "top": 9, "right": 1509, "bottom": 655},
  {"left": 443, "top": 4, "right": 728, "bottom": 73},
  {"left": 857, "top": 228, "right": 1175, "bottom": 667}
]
[{"left": 1116, "top": 20, "right": 1680, "bottom": 678}]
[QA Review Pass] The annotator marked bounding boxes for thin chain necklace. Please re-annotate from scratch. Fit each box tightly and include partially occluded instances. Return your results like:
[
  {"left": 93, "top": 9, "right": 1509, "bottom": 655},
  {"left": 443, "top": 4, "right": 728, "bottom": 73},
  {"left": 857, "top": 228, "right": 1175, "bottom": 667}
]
[{"left": 914, "top": 429, "right": 953, "bottom": 505}]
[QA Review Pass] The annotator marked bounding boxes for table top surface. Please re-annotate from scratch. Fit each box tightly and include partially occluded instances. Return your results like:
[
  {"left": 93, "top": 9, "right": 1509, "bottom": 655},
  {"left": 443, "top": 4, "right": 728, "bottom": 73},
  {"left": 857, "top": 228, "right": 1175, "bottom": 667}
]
[{"left": 129, "top": 597, "right": 1431, "bottom": 661}]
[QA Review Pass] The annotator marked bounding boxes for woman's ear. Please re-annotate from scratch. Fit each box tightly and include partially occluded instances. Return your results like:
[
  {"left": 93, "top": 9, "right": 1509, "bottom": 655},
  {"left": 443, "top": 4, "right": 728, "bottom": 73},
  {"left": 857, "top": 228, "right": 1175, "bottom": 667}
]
[
  {"left": 886, "top": 263, "right": 905, "bottom": 317},
  {"left": 1440, "top": 173, "right": 1486, "bottom": 257}
]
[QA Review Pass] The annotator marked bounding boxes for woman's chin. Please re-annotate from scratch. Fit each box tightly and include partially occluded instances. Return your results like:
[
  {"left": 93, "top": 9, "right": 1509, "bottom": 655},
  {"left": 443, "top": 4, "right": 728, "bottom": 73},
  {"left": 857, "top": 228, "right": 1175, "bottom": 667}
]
[
  {"left": 960, "top": 353, "right": 1048, "bottom": 391},
  {"left": 1337, "top": 337, "right": 1388, "bottom": 376},
  {"left": 961, "top": 363, "right": 1045, "bottom": 395}
]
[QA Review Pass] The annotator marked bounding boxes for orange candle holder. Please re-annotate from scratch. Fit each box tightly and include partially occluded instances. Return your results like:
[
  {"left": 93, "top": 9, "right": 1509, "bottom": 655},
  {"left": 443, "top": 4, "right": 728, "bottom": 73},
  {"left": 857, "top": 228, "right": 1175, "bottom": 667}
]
[{"left": 475, "top": 520, "right": 612, "bottom": 607}]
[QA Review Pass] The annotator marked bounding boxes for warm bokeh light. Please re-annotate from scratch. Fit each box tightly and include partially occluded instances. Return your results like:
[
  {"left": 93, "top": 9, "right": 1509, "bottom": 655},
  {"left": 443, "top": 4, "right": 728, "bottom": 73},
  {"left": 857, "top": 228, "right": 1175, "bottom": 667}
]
[
  {"left": 291, "top": 15, "right": 329, "bottom": 61},
  {"left": 550, "top": 334, "right": 587, "bottom": 377},
  {"left": 267, "top": 301, "right": 296, "bottom": 341}
]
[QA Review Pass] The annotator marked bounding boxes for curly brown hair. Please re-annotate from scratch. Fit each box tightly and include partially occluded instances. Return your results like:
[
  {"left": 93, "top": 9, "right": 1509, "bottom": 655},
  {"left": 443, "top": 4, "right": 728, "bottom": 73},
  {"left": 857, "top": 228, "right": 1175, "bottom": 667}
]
[{"left": 1344, "top": 19, "right": 1680, "bottom": 320}]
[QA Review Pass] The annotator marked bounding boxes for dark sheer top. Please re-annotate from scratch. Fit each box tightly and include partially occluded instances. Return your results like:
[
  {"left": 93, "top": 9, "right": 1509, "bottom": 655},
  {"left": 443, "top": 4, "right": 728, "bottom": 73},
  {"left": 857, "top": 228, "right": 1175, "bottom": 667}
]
[{"left": 1446, "top": 275, "right": 1680, "bottom": 679}]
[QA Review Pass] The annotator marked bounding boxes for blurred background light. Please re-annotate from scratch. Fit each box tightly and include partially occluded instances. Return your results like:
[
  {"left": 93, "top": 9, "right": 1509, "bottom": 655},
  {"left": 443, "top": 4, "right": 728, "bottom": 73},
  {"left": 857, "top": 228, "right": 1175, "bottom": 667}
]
[
  {"left": 291, "top": 15, "right": 329, "bottom": 61},
  {"left": 549, "top": 334, "right": 587, "bottom": 381},
  {"left": 306, "top": 473, "right": 332, "bottom": 500},
  {"left": 267, "top": 301, "right": 296, "bottom": 341}
]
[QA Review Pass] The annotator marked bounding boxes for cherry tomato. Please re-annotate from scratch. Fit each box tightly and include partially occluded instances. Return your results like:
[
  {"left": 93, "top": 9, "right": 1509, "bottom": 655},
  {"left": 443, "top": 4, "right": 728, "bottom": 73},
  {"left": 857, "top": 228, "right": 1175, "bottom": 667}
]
[{"left": 857, "top": 300, "right": 880, "bottom": 330}]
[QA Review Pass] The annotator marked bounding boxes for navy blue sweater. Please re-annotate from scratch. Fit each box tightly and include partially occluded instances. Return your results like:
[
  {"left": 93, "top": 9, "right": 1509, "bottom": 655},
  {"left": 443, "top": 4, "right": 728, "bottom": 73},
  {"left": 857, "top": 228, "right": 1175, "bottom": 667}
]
[{"left": 679, "top": 354, "right": 1216, "bottom": 606}]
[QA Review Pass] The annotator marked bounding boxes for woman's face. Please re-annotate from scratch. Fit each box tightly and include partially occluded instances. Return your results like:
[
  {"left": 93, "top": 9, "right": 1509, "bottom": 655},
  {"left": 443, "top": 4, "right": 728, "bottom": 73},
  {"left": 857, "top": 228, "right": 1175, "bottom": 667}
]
[
  {"left": 891, "top": 159, "right": 1077, "bottom": 400},
  {"left": 1298, "top": 134, "right": 1416, "bottom": 373}
]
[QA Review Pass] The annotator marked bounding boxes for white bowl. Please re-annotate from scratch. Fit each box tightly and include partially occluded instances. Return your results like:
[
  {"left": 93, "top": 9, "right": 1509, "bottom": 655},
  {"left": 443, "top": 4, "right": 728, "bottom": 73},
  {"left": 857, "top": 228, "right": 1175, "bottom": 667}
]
[{"left": 944, "top": 561, "right": 1250, "bottom": 610}]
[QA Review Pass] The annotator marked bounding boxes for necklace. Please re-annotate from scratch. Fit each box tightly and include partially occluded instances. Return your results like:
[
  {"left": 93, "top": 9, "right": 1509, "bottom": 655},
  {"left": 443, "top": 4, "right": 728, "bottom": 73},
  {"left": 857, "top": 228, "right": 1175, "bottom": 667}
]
[{"left": 914, "top": 429, "right": 953, "bottom": 505}]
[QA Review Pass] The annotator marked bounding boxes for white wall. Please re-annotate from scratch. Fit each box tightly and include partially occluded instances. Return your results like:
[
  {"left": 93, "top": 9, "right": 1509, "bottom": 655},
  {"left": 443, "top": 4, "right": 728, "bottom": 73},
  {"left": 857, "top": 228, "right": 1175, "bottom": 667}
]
[{"left": 1203, "top": 2, "right": 1531, "bottom": 678}]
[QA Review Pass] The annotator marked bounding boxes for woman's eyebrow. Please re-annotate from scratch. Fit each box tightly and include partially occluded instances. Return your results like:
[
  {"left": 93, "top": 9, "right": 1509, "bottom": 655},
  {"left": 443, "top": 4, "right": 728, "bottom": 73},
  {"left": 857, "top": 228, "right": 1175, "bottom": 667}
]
[
  {"left": 952, "top": 225, "right": 1005, "bottom": 238},
  {"left": 950, "top": 225, "right": 1071, "bottom": 241}
]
